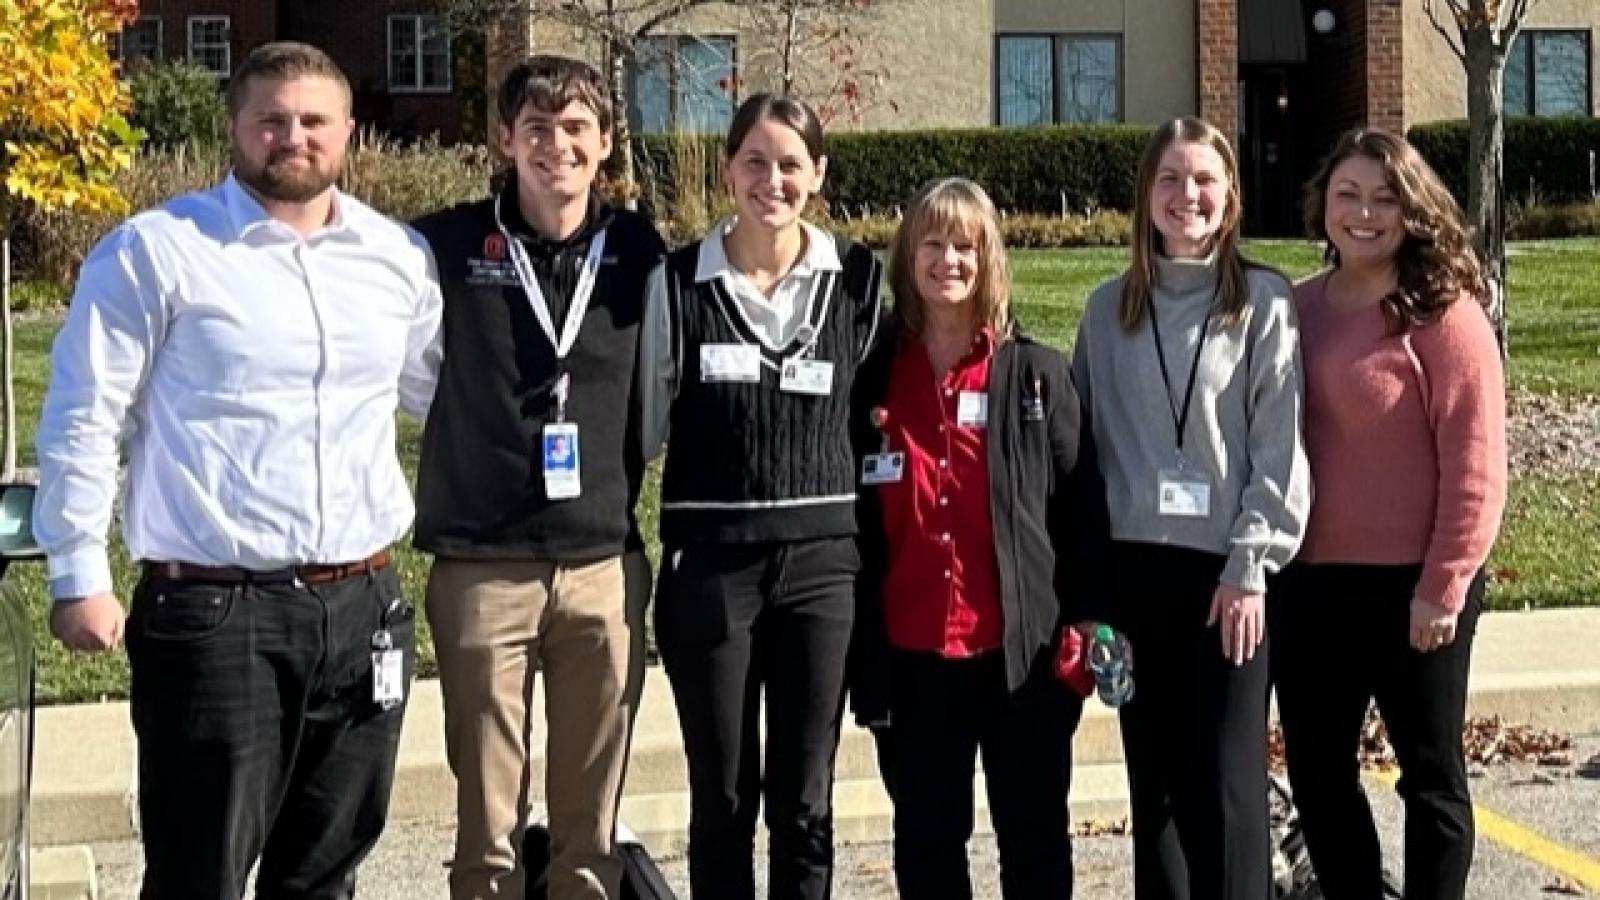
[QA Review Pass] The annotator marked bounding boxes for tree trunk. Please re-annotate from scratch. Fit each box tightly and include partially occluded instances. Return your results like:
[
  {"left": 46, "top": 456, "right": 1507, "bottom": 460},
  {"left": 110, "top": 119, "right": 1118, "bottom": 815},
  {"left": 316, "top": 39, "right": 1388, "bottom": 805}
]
[
  {"left": 1464, "top": 26, "right": 1510, "bottom": 356},
  {"left": 781, "top": 3, "right": 800, "bottom": 93},
  {"left": 1, "top": 236, "right": 15, "bottom": 483},
  {"left": 608, "top": 36, "right": 639, "bottom": 210}
]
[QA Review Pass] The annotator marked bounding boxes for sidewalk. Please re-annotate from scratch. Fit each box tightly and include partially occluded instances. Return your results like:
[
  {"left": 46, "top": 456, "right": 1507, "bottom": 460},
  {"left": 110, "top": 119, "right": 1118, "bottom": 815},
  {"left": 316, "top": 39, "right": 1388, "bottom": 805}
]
[{"left": 31, "top": 606, "right": 1600, "bottom": 852}]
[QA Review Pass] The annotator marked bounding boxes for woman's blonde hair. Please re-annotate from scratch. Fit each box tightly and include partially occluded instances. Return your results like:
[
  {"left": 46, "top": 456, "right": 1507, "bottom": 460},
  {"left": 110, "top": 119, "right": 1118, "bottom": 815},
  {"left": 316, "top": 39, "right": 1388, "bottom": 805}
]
[
  {"left": 888, "top": 177, "right": 1012, "bottom": 337},
  {"left": 1301, "top": 127, "right": 1486, "bottom": 333},
  {"left": 1120, "top": 117, "right": 1254, "bottom": 332}
]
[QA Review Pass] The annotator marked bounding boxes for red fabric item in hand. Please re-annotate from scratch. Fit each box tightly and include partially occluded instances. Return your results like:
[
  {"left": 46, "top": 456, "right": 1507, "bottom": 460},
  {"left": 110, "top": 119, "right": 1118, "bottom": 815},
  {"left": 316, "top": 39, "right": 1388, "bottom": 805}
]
[{"left": 1054, "top": 626, "right": 1095, "bottom": 698}]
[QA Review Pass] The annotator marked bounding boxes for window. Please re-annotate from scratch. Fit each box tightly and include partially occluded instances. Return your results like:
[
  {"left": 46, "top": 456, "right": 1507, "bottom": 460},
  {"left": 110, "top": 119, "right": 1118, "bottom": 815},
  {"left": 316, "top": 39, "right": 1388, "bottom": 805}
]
[
  {"left": 629, "top": 35, "right": 736, "bottom": 133},
  {"left": 1505, "top": 29, "right": 1591, "bottom": 117},
  {"left": 997, "top": 34, "right": 1121, "bottom": 126},
  {"left": 388, "top": 15, "right": 452, "bottom": 93},
  {"left": 187, "top": 16, "right": 230, "bottom": 78},
  {"left": 119, "top": 16, "right": 162, "bottom": 65}
]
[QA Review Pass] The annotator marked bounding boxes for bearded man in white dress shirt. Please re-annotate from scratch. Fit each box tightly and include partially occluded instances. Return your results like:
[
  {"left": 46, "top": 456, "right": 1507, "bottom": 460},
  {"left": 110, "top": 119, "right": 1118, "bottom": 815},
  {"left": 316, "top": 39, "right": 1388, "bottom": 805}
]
[{"left": 34, "top": 41, "right": 442, "bottom": 900}]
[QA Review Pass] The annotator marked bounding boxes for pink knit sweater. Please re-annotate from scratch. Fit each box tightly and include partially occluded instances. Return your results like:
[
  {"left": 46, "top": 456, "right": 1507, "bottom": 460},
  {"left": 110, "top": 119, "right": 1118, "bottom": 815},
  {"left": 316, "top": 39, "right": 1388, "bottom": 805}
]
[{"left": 1294, "top": 272, "right": 1507, "bottom": 613}]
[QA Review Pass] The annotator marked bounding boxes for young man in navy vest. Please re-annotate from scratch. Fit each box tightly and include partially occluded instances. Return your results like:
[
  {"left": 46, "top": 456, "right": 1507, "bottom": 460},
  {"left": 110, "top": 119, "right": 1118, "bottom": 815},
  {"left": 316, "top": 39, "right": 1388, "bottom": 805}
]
[{"left": 411, "top": 57, "right": 665, "bottom": 900}]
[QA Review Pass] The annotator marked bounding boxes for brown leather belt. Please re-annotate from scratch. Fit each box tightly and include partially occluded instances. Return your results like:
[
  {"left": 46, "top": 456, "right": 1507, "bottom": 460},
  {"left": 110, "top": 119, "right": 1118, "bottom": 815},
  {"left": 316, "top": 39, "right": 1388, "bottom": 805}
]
[{"left": 144, "top": 550, "right": 392, "bottom": 586}]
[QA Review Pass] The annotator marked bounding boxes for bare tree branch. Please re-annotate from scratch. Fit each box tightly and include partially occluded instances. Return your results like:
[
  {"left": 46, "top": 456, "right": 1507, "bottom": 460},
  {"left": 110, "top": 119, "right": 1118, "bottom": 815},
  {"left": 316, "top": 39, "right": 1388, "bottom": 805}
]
[
  {"left": 1503, "top": 0, "right": 1535, "bottom": 37},
  {"left": 1422, "top": 0, "right": 1467, "bottom": 65}
]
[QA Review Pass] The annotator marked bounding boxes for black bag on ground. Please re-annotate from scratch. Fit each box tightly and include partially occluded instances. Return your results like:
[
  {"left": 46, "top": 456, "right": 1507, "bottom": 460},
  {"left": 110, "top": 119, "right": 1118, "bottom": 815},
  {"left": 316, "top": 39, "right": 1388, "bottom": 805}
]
[
  {"left": 1269, "top": 772, "right": 1403, "bottom": 900},
  {"left": 522, "top": 823, "right": 680, "bottom": 900}
]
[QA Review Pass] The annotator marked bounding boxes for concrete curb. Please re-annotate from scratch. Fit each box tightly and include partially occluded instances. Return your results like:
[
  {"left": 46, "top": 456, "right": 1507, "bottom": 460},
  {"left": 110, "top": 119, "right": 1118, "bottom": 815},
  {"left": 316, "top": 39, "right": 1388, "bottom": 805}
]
[{"left": 30, "top": 608, "right": 1600, "bottom": 852}]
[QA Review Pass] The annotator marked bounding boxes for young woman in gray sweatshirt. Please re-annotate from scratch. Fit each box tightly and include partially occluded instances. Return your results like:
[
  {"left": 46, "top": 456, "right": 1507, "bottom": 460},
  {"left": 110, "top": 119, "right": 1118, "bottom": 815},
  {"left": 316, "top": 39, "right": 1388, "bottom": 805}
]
[{"left": 1071, "top": 117, "right": 1312, "bottom": 900}]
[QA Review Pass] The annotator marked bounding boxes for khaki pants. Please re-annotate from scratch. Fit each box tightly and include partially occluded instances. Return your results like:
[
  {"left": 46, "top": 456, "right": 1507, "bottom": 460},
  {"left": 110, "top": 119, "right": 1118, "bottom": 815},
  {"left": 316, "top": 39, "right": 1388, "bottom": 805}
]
[{"left": 427, "top": 551, "right": 650, "bottom": 900}]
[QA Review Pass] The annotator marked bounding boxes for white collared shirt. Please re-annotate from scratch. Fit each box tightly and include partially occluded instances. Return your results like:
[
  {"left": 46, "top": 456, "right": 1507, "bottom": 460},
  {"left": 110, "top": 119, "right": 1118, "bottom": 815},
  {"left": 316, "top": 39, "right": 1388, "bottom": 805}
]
[
  {"left": 695, "top": 218, "right": 842, "bottom": 349},
  {"left": 34, "top": 175, "right": 444, "bottom": 599}
]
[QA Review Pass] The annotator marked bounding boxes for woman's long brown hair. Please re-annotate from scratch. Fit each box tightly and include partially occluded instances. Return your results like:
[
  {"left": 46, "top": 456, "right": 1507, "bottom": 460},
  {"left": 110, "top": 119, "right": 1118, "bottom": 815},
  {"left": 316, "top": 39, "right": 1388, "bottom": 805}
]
[{"left": 1301, "top": 127, "right": 1487, "bottom": 333}]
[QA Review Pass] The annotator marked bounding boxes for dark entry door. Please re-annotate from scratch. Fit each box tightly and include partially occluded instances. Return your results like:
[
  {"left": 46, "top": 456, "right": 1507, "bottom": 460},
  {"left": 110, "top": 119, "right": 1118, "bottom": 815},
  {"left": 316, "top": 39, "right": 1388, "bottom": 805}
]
[{"left": 1239, "top": 66, "right": 1305, "bottom": 237}]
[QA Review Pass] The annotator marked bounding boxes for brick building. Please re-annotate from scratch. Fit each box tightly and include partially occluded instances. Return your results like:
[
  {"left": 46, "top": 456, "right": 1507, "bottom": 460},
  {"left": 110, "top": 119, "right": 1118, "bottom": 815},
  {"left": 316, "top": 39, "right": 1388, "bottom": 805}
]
[{"left": 120, "top": 0, "right": 465, "bottom": 142}]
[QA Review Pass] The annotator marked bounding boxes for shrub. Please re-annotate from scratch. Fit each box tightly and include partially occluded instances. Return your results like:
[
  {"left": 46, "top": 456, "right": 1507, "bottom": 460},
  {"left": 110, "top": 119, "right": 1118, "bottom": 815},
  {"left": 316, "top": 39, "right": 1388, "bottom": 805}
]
[
  {"left": 1509, "top": 201, "right": 1600, "bottom": 240},
  {"left": 633, "top": 124, "right": 1153, "bottom": 220},
  {"left": 1409, "top": 118, "right": 1600, "bottom": 208},
  {"left": 127, "top": 59, "right": 228, "bottom": 149},
  {"left": 822, "top": 210, "right": 1132, "bottom": 250},
  {"left": 19, "top": 133, "right": 496, "bottom": 286}
]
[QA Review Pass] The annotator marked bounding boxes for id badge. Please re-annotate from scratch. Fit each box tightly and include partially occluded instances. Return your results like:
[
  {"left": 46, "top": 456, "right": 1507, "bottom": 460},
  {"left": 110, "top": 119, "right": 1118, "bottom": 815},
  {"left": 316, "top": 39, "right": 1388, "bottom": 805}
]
[
  {"left": 861, "top": 452, "right": 905, "bottom": 485},
  {"left": 780, "top": 357, "right": 834, "bottom": 396},
  {"left": 956, "top": 391, "right": 988, "bottom": 428},
  {"left": 700, "top": 343, "right": 762, "bottom": 383},
  {"left": 542, "top": 422, "right": 582, "bottom": 499},
  {"left": 1157, "top": 467, "right": 1211, "bottom": 518},
  {"left": 372, "top": 647, "right": 405, "bottom": 708}
]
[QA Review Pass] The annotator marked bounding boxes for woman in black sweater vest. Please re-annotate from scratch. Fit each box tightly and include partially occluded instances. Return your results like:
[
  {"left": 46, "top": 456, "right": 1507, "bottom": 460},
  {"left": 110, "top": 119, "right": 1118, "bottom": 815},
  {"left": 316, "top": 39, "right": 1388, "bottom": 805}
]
[{"left": 637, "top": 95, "right": 884, "bottom": 900}]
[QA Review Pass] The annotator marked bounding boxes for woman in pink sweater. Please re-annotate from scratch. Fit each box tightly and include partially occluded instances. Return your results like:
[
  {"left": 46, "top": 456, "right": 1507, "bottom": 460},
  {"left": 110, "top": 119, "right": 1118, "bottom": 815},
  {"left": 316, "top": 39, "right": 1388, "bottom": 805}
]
[{"left": 1270, "top": 127, "right": 1506, "bottom": 900}]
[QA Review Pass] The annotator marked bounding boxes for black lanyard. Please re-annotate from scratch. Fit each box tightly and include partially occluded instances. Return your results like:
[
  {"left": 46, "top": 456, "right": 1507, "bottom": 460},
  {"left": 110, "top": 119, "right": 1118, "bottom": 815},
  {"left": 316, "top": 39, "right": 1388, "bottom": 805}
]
[{"left": 1147, "top": 285, "right": 1219, "bottom": 456}]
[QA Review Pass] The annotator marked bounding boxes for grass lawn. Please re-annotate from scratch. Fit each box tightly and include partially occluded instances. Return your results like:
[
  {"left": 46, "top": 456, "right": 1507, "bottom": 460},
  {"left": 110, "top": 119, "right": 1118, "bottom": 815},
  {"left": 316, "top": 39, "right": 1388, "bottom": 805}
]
[{"left": 8, "top": 237, "right": 1600, "bottom": 703}]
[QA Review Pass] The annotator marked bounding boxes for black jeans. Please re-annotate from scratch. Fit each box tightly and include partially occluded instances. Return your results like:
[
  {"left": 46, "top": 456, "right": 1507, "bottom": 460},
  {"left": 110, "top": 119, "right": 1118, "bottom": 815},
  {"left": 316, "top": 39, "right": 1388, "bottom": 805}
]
[
  {"left": 1269, "top": 563, "right": 1484, "bottom": 900},
  {"left": 1106, "top": 543, "right": 1271, "bottom": 900},
  {"left": 654, "top": 537, "right": 857, "bottom": 900},
  {"left": 876, "top": 650, "right": 1081, "bottom": 900},
  {"left": 126, "top": 565, "right": 415, "bottom": 900}
]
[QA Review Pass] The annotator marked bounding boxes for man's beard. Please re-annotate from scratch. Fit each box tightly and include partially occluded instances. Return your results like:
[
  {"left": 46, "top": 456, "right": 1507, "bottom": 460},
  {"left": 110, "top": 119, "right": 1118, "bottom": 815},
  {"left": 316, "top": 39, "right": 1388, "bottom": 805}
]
[{"left": 234, "top": 149, "right": 340, "bottom": 204}]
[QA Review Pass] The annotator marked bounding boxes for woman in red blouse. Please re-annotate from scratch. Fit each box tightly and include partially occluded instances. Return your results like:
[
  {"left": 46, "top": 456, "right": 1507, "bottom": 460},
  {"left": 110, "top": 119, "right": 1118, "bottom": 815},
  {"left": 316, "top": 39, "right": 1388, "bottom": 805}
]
[
  {"left": 1270, "top": 128, "right": 1507, "bottom": 900},
  {"left": 848, "top": 177, "right": 1106, "bottom": 900}
]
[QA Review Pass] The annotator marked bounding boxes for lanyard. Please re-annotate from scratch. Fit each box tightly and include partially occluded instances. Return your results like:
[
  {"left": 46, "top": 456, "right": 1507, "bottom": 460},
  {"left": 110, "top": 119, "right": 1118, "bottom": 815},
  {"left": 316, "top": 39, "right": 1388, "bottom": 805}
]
[
  {"left": 493, "top": 193, "right": 607, "bottom": 360},
  {"left": 1147, "top": 284, "right": 1219, "bottom": 457}
]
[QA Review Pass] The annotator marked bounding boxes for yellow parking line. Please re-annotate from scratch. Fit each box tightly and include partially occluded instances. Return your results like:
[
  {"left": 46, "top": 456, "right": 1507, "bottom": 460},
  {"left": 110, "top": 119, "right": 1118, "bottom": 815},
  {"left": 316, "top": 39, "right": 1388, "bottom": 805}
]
[{"left": 1369, "top": 769, "right": 1600, "bottom": 893}]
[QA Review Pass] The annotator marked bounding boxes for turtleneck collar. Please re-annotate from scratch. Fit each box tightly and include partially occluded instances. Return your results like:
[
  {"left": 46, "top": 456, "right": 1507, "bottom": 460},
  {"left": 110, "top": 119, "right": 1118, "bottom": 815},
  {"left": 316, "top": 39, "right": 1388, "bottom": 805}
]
[{"left": 1153, "top": 250, "right": 1221, "bottom": 296}]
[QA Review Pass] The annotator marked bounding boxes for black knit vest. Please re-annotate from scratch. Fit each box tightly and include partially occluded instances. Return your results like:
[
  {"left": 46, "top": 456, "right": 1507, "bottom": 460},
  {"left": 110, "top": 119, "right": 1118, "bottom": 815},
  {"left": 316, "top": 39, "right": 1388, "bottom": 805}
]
[{"left": 660, "top": 234, "right": 882, "bottom": 545}]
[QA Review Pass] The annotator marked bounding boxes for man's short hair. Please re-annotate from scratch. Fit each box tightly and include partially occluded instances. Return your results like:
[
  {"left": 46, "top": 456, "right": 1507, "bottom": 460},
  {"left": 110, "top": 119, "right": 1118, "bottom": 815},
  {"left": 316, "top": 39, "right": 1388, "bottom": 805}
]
[
  {"left": 227, "top": 42, "right": 352, "bottom": 118},
  {"left": 497, "top": 56, "right": 614, "bottom": 133}
]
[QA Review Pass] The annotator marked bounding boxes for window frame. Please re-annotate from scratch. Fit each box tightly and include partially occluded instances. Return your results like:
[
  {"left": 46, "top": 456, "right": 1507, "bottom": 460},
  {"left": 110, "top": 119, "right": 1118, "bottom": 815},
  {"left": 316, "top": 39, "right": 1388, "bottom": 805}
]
[
  {"left": 187, "top": 15, "right": 231, "bottom": 79},
  {"left": 387, "top": 14, "right": 453, "bottom": 95},
  {"left": 994, "top": 31, "right": 1124, "bottom": 126},
  {"left": 628, "top": 33, "right": 739, "bottom": 134},
  {"left": 119, "top": 15, "right": 163, "bottom": 66},
  {"left": 1505, "top": 28, "right": 1593, "bottom": 117}
]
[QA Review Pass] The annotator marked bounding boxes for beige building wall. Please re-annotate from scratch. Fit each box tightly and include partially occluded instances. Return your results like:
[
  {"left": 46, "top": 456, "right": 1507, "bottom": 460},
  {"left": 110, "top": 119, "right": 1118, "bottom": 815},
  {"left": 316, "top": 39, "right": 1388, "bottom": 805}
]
[
  {"left": 995, "top": 0, "right": 1196, "bottom": 124},
  {"left": 1404, "top": 0, "right": 1599, "bottom": 124},
  {"left": 528, "top": 0, "right": 992, "bottom": 131}
]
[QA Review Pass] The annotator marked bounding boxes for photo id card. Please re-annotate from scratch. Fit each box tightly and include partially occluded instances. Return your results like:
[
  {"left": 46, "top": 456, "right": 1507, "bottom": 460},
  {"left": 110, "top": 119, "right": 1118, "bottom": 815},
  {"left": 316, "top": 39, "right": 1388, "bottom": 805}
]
[
  {"left": 372, "top": 648, "right": 405, "bottom": 708},
  {"left": 956, "top": 391, "right": 988, "bottom": 428},
  {"left": 700, "top": 343, "right": 763, "bottom": 383},
  {"left": 780, "top": 358, "right": 834, "bottom": 396},
  {"left": 1157, "top": 467, "right": 1211, "bottom": 518},
  {"left": 861, "top": 452, "right": 905, "bottom": 485},
  {"left": 542, "top": 422, "right": 582, "bottom": 499}
]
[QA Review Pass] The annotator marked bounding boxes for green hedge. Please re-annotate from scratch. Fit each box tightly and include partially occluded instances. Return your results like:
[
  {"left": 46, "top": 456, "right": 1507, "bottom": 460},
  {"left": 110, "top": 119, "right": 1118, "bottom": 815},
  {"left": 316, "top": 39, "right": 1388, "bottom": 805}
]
[
  {"left": 633, "top": 124, "right": 1153, "bottom": 217},
  {"left": 1409, "top": 118, "right": 1600, "bottom": 206}
]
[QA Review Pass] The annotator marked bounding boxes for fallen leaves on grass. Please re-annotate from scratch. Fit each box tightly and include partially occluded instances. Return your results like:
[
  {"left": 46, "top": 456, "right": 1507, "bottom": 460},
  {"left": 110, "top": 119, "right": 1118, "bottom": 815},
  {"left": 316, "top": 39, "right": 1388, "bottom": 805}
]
[{"left": 1266, "top": 708, "right": 1575, "bottom": 772}]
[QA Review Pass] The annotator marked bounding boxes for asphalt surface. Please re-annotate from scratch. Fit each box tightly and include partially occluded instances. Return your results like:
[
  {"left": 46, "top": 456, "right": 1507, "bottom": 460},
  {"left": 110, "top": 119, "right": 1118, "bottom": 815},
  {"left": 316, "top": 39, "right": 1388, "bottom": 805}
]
[{"left": 87, "top": 737, "right": 1600, "bottom": 899}]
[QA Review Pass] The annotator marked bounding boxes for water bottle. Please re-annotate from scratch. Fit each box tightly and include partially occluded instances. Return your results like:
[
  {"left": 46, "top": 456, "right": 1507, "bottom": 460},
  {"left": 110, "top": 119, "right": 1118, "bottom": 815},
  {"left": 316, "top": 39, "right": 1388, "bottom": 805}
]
[{"left": 1087, "top": 624, "right": 1135, "bottom": 708}]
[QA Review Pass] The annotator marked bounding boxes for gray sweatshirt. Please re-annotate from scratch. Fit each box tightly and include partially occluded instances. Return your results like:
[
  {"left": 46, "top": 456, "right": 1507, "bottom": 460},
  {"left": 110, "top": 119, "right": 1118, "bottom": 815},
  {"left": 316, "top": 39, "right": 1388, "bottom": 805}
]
[{"left": 1071, "top": 253, "right": 1311, "bottom": 592}]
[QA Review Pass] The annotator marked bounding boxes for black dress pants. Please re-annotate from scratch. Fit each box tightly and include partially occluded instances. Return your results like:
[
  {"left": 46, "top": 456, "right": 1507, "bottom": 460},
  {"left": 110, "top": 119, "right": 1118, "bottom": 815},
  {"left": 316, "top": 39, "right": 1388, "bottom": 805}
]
[
  {"left": 654, "top": 537, "right": 857, "bottom": 900},
  {"left": 1106, "top": 542, "right": 1272, "bottom": 900},
  {"left": 1269, "top": 563, "right": 1483, "bottom": 900},
  {"left": 126, "top": 565, "right": 415, "bottom": 900},
  {"left": 877, "top": 649, "right": 1081, "bottom": 900}
]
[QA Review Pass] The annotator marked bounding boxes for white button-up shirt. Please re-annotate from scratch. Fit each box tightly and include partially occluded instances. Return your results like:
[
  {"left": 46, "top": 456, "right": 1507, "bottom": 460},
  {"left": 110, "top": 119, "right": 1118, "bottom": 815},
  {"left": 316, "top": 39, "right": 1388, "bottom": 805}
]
[
  {"left": 34, "top": 175, "right": 443, "bottom": 599},
  {"left": 695, "top": 217, "right": 842, "bottom": 348}
]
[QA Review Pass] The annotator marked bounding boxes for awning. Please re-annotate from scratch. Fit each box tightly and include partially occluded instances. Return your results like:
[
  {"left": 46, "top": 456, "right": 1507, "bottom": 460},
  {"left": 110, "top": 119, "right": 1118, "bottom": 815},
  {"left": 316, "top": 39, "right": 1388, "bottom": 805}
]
[{"left": 1240, "top": 0, "right": 1309, "bottom": 65}]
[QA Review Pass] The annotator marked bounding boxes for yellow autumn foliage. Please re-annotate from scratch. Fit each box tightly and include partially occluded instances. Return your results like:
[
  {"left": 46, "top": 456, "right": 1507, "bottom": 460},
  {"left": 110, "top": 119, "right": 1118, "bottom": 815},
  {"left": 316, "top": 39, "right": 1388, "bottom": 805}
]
[{"left": 0, "top": 0, "right": 141, "bottom": 227}]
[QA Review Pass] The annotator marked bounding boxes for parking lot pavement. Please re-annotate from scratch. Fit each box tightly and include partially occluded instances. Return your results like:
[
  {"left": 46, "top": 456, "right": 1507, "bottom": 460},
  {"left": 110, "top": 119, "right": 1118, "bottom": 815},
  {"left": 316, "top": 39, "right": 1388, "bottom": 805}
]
[
  {"left": 84, "top": 741, "right": 1600, "bottom": 899},
  {"left": 84, "top": 733, "right": 1600, "bottom": 890}
]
